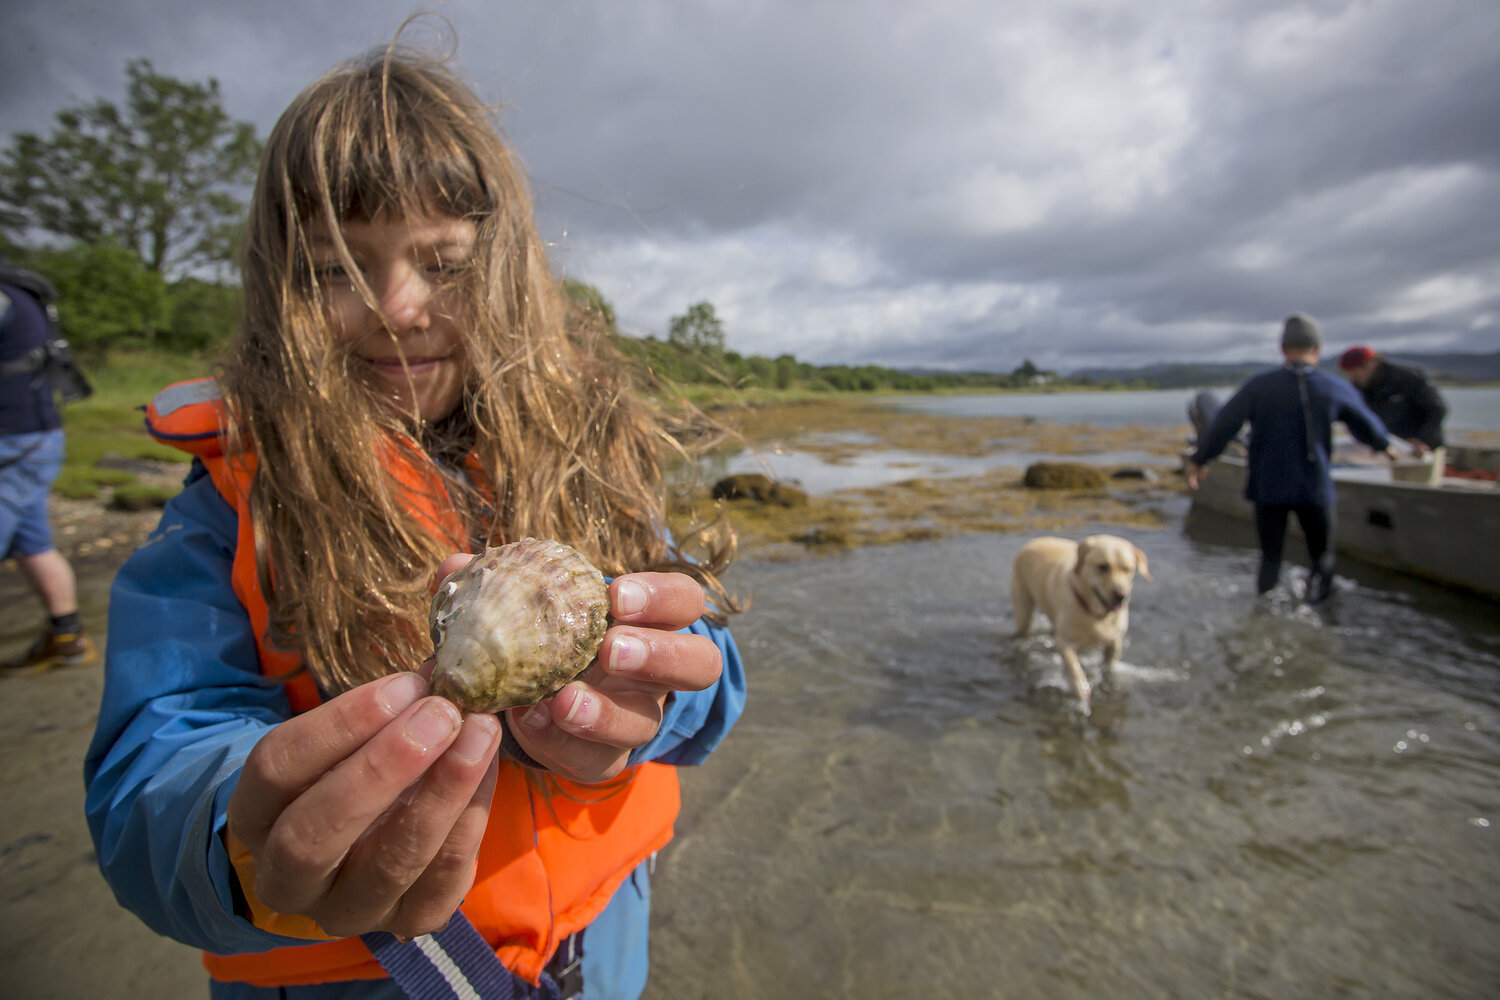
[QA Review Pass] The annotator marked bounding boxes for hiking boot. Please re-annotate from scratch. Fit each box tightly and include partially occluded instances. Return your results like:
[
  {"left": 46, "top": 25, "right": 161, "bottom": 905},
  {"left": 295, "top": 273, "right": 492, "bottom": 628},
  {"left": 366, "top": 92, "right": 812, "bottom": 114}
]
[
  {"left": 4, "top": 629, "right": 99, "bottom": 676},
  {"left": 1305, "top": 571, "right": 1334, "bottom": 605}
]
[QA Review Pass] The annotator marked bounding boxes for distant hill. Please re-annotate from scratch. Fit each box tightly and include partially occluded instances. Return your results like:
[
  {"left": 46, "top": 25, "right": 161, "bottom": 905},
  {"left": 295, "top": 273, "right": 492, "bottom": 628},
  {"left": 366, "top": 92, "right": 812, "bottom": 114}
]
[{"left": 1067, "top": 350, "right": 1500, "bottom": 388}]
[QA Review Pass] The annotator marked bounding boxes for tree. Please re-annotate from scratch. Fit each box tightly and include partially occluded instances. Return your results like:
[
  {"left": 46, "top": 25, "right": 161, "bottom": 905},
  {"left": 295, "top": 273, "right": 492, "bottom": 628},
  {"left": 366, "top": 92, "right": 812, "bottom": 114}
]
[
  {"left": 30, "top": 240, "right": 169, "bottom": 350},
  {"left": 561, "top": 277, "right": 616, "bottom": 327},
  {"left": 164, "top": 276, "right": 241, "bottom": 352},
  {"left": 774, "top": 353, "right": 799, "bottom": 390},
  {"left": 668, "top": 301, "right": 726, "bottom": 352},
  {"left": 0, "top": 59, "right": 261, "bottom": 276}
]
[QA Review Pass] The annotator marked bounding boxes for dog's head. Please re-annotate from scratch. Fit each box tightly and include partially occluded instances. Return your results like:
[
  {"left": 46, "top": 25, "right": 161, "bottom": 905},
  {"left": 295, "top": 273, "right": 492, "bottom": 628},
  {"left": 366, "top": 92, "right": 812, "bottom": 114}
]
[{"left": 1074, "top": 535, "right": 1151, "bottom": 612}]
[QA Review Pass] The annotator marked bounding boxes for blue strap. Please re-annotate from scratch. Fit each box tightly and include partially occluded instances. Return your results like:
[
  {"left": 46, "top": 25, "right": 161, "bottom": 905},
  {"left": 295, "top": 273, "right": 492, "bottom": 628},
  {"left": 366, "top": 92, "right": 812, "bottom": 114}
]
[{"left": 361, "top": 911, "right": 562, "bottom": 1000}]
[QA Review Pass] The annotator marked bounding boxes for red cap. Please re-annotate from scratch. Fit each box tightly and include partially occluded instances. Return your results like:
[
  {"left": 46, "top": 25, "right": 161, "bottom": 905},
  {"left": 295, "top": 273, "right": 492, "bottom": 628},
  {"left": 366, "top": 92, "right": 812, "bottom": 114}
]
[{"left": 1339, "top": 345, "right": 1375, "bottom": 370}]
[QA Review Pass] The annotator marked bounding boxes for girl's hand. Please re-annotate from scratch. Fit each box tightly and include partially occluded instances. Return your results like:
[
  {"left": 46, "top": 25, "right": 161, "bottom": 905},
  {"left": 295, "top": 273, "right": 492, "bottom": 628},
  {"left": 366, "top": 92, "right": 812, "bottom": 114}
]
[
  {"left": 506, "top": 572, "right": 723, "bottom": 783},
  {"left": 225, "top": 670, "right": 502, "bottom": 940}
]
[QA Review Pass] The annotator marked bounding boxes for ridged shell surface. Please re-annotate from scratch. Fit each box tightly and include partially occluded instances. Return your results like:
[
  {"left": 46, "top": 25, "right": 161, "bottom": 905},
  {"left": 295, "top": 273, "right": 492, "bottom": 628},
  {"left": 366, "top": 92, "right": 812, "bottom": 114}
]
[{"left": 428, "top": 538, "right": 610, "bottom": 713}]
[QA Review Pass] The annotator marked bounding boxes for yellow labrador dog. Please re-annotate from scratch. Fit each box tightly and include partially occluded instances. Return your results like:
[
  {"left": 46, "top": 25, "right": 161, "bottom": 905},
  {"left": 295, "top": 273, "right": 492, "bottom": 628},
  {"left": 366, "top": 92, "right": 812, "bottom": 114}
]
[{"left": 1012, "top": 534, "right": 1151, "bottom": 711}]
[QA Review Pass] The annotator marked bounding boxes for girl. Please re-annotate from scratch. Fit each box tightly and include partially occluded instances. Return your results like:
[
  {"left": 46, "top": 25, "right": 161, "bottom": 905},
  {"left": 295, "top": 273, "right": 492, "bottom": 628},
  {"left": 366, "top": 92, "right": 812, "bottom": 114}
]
[{"left": 84, "top": 36, "right": 745, "bottom": 1000}]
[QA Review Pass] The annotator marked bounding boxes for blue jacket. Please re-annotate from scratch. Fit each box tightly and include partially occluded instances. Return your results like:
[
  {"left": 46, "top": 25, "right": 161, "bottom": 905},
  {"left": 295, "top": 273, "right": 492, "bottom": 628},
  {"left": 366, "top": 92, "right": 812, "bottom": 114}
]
[
  {"left": 83, "top": 463, "right": 747, "bottom": 1000},
  {"left": 1190, "top": 362, "right": 1391, "bottom": 506}
]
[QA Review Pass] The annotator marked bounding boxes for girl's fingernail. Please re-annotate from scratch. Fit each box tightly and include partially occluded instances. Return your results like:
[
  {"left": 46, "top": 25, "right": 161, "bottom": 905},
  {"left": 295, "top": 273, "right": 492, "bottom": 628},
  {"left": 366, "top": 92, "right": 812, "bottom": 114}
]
[
  {"left": 521, "top": 702, "right": 551, "bottom": 730},
  {"left": 379, "top": 672, "right": 426, "bottom": 715},
  {"left": 608, "top": 634, "right": 648, "bottom": 675},
  {"left": 407, "top": 699, "right": 461, "bottom": 749},
  {"left": 559, "top": 684, "right": 598, "bottom": 727},
  {"left": 615, "top": 579, "right": 648, "bottom": 617},
  {"left": 451, "top": 715, "right": 499, "bottom": 764}
]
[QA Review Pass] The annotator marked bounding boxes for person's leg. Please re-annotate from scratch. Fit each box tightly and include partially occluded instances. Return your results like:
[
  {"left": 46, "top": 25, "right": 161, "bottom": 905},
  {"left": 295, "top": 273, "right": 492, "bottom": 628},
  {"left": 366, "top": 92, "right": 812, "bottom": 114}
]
[
  {"left": 1253, "top": 503, "right": 1290, "bottom": 595},
  {"left": 17, "top": 547, "right": 79, "bottom": 618},
  {"left": 7, "top": 546, "right": 95, "bottom": 672},
  {"left": 5, "top": 429, "right": 74, "bottom": 619},
  {"left": 1, "top": 430, "right": 96, "bottom": 671},
  {"left": 1295, "top": 503, "right": 1335, "bottom": 603}
]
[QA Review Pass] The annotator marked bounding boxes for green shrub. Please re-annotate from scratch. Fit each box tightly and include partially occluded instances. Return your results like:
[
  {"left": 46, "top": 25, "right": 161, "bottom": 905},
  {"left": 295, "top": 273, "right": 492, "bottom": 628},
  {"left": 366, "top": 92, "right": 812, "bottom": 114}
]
[
  {"left": 29, "top": 242, "right": 169, "bottom": 350},
  {"left": 562, "top": 277, "right": 616, "bottom": 326},
  {"left": 164, "top": 277, "right": 239, "bottom": 352}
]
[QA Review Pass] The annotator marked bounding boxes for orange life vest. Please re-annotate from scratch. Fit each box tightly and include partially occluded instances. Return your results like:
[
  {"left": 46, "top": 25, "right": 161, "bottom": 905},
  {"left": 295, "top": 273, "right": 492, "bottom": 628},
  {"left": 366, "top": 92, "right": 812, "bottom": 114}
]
[{"left": 145, "top": 378, "right": 681, "bottom": 988}]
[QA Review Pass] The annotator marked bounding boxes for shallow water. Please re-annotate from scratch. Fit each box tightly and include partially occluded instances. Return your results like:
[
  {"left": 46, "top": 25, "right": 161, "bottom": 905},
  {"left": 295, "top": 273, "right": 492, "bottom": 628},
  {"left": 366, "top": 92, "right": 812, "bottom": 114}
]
[
  {"left": 706, "top": 444, "right": 1168, "bottom": 496},
  {"left": 651, "top": 499, "right": 1500, "bottom": 999}
]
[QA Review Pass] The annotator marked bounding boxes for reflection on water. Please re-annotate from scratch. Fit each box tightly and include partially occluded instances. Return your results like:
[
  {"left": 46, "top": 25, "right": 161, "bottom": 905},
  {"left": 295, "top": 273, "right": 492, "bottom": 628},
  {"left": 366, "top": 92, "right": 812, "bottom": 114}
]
[{"left": 651, "top": 511, "right": 1500, "bottom": 999}]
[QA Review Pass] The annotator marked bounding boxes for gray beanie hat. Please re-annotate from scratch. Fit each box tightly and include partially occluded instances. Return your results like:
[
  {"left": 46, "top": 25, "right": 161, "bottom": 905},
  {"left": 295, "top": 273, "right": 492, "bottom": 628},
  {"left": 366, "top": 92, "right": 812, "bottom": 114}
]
[{"left": 1281, "top": 313, "right": 1322, "bottom": 350}]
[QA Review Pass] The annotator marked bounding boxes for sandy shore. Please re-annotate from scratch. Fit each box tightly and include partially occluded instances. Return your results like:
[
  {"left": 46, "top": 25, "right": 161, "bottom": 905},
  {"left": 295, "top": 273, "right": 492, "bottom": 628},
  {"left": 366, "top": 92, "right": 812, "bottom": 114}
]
[
  {"left": 0, "top": 658, "right": 208, "bottom": 998},
  {"left": 0, "top": 398, "right": 1189, "bottom": 997}
]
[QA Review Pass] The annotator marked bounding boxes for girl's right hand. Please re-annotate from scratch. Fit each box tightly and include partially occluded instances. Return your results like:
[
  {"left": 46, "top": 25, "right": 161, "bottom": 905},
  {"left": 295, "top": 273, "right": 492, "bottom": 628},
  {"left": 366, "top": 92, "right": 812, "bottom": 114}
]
[{"left": 225, "top": 671, "right": 502, "bottom": 940}]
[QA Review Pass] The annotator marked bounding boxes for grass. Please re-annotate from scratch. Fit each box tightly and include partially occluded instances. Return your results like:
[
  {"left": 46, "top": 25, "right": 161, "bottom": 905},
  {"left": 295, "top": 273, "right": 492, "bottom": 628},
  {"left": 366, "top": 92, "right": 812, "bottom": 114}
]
[{"left": 56, "top": 348, "right": 214, "bottom": 499}]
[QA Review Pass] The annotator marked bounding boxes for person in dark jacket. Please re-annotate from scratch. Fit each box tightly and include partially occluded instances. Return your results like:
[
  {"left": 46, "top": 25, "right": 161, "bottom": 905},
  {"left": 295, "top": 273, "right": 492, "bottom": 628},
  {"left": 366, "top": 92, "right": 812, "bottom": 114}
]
[
  {"left": 0, "top": 263, "right": 97, "bottom": 672},
  {"left": 1187, "top": 314, "right": 1396, "bottom": 602},
  {"left": 1339, "top": 345, "right": 1448, "bottom": 483}
]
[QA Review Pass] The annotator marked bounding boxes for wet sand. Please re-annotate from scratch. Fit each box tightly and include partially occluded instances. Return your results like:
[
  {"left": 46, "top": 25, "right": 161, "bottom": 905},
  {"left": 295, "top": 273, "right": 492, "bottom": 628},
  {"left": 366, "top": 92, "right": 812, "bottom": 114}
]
[
  {"left": 0, "top": 472, "right": 206, "bottom": 995},
  {"left": 0, "top": 398, "right": 1189, "bottom": 998},
  {"left": 0, "top": 658, "right": 208, "bottom": 997}
]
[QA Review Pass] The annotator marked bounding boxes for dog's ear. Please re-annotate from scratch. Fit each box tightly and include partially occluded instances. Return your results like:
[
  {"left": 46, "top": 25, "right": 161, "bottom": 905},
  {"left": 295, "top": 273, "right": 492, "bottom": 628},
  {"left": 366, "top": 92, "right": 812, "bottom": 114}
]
[
  {"left": 1075, "top": 538, "right": 1092, "bottom": 573},
  {"left": 1133, "top": 544, "right": 1152, "bottom": 581}
]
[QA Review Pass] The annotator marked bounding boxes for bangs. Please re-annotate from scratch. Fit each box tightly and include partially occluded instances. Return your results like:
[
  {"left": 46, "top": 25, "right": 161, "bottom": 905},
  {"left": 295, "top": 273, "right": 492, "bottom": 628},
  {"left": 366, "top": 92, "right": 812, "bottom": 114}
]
[{"left": 277, "top": 52, "right": 495, "bottom": 226}]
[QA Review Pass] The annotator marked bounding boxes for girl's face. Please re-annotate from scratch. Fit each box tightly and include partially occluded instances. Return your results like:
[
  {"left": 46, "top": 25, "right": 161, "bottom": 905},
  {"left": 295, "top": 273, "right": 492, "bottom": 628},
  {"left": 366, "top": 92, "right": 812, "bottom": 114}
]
[{"left": 312, "top": 211, "right": 476, "bottom": 424}]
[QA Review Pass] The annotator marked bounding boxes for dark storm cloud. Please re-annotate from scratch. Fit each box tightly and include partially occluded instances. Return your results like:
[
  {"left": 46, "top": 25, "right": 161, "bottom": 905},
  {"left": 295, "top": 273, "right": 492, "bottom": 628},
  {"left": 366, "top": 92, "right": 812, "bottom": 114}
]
[{"left": 4, "top": 0, "right": 1498, "bottom": 370}]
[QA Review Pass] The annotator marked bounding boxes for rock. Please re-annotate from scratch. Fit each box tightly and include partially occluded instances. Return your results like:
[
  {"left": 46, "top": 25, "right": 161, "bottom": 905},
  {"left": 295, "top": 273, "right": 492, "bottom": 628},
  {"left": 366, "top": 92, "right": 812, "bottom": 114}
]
[
  {"left": 95, "top": 453, "right": 171, "bottom": 476},
  {"left": 1022, "top": 462, "right": 1109, "bottom": 490},
  {"left": 798, "top": 526, "right": 850, "bottom": 547},
  {"left": 107, "top": 486, "right": 175, "bottom": 511},
  {"left": 711, "top": 473, "right": 808, "bottom": 507},
  {"left": 1110, "top": 467, "right": 1160, "bottom": 482}
]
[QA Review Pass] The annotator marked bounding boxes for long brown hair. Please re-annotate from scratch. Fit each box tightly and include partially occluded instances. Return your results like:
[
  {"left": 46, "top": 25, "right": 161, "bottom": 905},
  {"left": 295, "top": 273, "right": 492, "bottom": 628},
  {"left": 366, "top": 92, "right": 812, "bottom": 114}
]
[{"left": 218, "top": 35, "right": 737, "bottom": 695}]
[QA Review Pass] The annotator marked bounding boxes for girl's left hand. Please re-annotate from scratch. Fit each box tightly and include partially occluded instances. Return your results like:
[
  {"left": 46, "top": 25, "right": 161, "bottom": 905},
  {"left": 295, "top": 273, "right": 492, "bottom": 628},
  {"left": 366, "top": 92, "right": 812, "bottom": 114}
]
[
  {"left": 506, "top": 571, "right": 722, "bottom": 782},
  {"left": 431, "top": 557, "right": 723, "bottom": 784}
]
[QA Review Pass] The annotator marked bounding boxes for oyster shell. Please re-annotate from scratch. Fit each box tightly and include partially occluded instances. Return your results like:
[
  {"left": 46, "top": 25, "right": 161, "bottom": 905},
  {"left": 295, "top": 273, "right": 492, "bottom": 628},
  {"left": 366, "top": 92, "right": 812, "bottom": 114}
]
[{"left": 428, "top": 538, "right": 610, "bottom": 713}]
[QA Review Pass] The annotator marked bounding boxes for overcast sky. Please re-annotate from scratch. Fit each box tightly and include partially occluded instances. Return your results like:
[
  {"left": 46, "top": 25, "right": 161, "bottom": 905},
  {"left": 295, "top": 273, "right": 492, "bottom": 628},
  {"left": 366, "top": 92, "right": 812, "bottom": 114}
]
[{"left": 4, "top": 0, "right": 1498, "bottom": 371}]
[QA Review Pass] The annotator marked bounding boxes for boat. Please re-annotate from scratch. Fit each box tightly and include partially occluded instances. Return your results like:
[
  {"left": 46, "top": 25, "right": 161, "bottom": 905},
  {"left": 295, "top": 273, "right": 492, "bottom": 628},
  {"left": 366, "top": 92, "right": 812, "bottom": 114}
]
[{"left": 1183, "top": 391, "right": 1500, "bottom": 598}]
